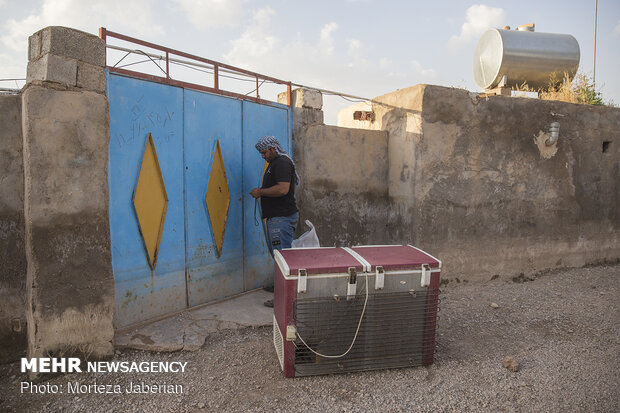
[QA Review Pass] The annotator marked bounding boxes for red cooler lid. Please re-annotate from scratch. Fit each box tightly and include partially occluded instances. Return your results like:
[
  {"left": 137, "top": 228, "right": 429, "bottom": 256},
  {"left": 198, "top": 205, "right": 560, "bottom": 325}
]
[
  {"left": 275, "top": 248, "right": 366, "bottom": 276},
  {"left": 350, "top": 245, "right": 441, "bottom": 271}
]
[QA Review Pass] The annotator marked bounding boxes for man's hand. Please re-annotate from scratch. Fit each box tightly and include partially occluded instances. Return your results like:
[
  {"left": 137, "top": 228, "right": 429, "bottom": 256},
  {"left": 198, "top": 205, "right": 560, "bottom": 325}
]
[
  {"left": 250, "top": 182, "right": 290, "bottom": 199},
  {"left": 250, "top": 188, "right": 261, "bottom": 198}
]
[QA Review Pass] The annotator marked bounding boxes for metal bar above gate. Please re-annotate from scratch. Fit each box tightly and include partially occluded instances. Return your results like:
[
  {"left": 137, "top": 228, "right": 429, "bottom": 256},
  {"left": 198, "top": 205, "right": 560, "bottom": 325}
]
[{"left": 99, "top": 27, "right": 292, "bottom": 107}]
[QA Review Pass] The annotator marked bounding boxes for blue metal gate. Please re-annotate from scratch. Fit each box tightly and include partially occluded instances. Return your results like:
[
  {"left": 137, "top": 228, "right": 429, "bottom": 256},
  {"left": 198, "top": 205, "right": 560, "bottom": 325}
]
[{"left": 107, "top": 72, "right": 292, "bottom": 328}]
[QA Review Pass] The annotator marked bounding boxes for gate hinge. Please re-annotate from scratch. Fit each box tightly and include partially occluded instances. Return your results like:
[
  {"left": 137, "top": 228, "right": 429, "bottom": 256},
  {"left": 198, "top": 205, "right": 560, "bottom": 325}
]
[{"left": 297, "top": 269, "right": 307, "bottom": 293}]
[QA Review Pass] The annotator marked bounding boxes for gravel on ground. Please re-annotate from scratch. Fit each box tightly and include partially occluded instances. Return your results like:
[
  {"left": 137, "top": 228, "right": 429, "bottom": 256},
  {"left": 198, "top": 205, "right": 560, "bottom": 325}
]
[{"left": 1, "top": 264, "right": 618, "bottom": 412}]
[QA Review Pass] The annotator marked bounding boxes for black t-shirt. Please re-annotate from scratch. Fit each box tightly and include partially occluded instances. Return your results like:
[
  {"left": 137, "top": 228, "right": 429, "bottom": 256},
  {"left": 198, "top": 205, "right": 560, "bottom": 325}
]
[{"left": 261, "top": 155, "right": 298, "bottom": 219}]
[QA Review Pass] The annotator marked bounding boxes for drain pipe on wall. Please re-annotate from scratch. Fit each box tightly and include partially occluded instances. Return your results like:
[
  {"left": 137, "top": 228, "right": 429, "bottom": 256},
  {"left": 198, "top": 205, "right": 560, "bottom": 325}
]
[{"left": 546, "top": 121, "right": 560, "bottom": 146}]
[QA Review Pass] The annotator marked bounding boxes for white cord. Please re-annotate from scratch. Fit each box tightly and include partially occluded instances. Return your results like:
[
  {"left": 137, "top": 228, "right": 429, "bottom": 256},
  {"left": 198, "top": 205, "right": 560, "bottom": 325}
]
[{"left": 296, "top": 272, "right": 369, "bottom": 359}]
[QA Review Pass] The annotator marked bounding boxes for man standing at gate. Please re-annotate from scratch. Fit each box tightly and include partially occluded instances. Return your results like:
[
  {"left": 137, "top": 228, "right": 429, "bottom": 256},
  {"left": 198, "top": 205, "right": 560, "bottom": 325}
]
[{"left": 250, "top": 135, "right": 299, "bottom": 307}]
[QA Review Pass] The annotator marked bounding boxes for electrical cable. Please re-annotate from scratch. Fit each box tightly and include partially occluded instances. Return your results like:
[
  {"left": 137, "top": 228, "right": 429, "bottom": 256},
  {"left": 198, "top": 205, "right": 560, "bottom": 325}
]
[
  {"left": 107, "top": 44, "right": 260, "bottom": 83},
  {"left": 104, "top": 45, "right": 389, "bottom": 109},
  {"left": 117, "top": 58, "right": 159, "bottom": 69},
  {"left": 112, "top": 50, "right": 132, "bottom": 68},
  {"left": 135, "top": 50, "right": 168, "bottom": 77},
  {"left": 0, "top": 78, "right": 26, "bottom": 89},
  {"left": 170, "top": 60, "right": 212, "bottom": 75},
  {"left": 111, "top": 48, "right": 168, "bottom": 77},
  {"left": 254, "top": 198, "right": 260, "bottom": 226},
  {"left": 170, "top": 60, "right": 258, "bottom": 83},
  {"left": 245, "top": 79, "right": 266, "bottom": 96},
  {"left": 295, "top": 272, "right": 369, "bottom": 359}
]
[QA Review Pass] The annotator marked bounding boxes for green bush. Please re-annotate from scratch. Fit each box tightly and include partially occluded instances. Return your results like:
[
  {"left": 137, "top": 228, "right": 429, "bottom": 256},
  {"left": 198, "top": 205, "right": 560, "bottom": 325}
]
[{"left": 571, "top": 73, "right": 604, "bottom": 105}]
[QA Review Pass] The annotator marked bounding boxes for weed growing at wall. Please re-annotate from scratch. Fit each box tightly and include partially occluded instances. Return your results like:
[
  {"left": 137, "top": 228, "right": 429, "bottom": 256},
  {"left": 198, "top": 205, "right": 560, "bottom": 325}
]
[{"left": 517, "top": 72, "right": 614, "bottom": 106}]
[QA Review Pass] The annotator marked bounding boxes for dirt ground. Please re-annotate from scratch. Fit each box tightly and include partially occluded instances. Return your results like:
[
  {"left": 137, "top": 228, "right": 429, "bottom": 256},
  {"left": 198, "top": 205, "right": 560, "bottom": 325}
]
[{"left": 1, "top": 264, "right": 618, "bottom": 412}]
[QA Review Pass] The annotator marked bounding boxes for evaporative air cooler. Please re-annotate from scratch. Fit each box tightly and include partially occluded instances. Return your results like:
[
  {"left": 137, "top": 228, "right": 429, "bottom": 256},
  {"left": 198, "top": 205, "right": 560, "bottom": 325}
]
[{"left": 272, "top": 245, "right": 441, "bottom": 377}]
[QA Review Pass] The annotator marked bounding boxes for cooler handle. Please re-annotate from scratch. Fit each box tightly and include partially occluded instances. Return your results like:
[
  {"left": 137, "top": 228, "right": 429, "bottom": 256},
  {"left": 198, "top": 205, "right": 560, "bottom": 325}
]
[
  {"left": 297, "top": 269, "right": 307, "bottom": 293},
  {"left": 421, "top": 264, "right": 431, "bottom": 287}
]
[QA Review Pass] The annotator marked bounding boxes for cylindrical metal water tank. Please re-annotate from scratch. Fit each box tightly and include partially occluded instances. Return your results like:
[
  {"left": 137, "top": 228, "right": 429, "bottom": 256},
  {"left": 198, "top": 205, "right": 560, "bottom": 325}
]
[{"left": 473, "top": 28, "right": 580, "bottom": 90}]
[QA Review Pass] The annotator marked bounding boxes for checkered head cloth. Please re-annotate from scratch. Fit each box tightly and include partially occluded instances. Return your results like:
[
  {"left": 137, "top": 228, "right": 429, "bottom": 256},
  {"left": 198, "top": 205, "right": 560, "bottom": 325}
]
[
  {"left": 255, "top": 135, "right": 287, "bottom": 156},
  {"left": 255, "top": 135, "right": 300, "bottom": 185}
]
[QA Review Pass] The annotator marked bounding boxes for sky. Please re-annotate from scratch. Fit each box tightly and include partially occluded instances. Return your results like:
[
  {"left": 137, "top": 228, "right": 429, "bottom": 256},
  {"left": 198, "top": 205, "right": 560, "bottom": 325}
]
[{"left": 1, "top": 0, "right": 618, "bottom": 124}]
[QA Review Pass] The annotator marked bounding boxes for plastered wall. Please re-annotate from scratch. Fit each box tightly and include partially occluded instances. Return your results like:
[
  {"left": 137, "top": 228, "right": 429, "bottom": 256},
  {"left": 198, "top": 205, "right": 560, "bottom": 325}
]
[
  {"left": 0, "top": 93, "right": 27, "bottom": 363},
  {"left": 298, "top": 85, "right": 619, "bottom": 281},
  {"left": 21, "top": 27, "right": 114, "bottom": 372},
  {"left": 295, "top": 124, "right": 392, "bottom": 246}
]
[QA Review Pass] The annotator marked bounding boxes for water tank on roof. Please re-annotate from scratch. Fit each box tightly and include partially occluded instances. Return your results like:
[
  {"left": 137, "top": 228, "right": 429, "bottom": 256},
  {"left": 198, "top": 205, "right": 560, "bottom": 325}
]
[{"left": 473, "top": 28, "right": 580, "bottom": 90}]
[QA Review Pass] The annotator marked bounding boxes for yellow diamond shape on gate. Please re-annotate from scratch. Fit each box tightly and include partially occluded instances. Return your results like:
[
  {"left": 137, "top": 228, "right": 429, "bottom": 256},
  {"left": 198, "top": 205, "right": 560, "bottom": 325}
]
[
  {"left": 133, "top": 133, "right": 168, "bottom": 270},
  {"left": 206, "top": 140, "right": 230, "bottom": 257}
]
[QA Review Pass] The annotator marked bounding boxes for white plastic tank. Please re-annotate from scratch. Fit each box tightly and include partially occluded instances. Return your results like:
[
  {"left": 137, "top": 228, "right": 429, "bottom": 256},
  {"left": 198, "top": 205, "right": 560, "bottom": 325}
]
[{"left": 473, "top": 28, "right": 580, "bottom": 90}]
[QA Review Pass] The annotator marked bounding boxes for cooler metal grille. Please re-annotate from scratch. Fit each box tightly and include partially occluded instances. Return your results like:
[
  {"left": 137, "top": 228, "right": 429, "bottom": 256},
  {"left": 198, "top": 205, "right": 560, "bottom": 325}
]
[
  {"left": 293, "top": 290, "right": 440, "bottom": 376},
  {"left": 273, "top": 314, "right": 284, "bottom": 370}
]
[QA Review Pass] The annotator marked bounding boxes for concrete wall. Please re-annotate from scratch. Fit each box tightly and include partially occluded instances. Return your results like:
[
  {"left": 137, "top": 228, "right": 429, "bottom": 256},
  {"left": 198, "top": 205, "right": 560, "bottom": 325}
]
[
  {"left": 22, "top": 26, "right": 114, "bottom": 368},
  {"left": 409, "top": 85, "right": 619, "bottom": 281},
  {"left": 297, "top": 125, "right": 392, "bottom": 246},
  {"left": 278, "top": 89, "right": 393, "bottom": 246},
  {"left": 294, "top": 85, "right": 619, "bottom": 282},
  {"left": 0, "top": 93, "right": 27, "bottom": 363}
]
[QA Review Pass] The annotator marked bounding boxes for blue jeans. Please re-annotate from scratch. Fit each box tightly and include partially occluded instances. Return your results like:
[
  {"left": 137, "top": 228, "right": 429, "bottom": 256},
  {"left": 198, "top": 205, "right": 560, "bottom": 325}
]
[{"left": 266, "top": 212, "right": 298, "bottom": 257}]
